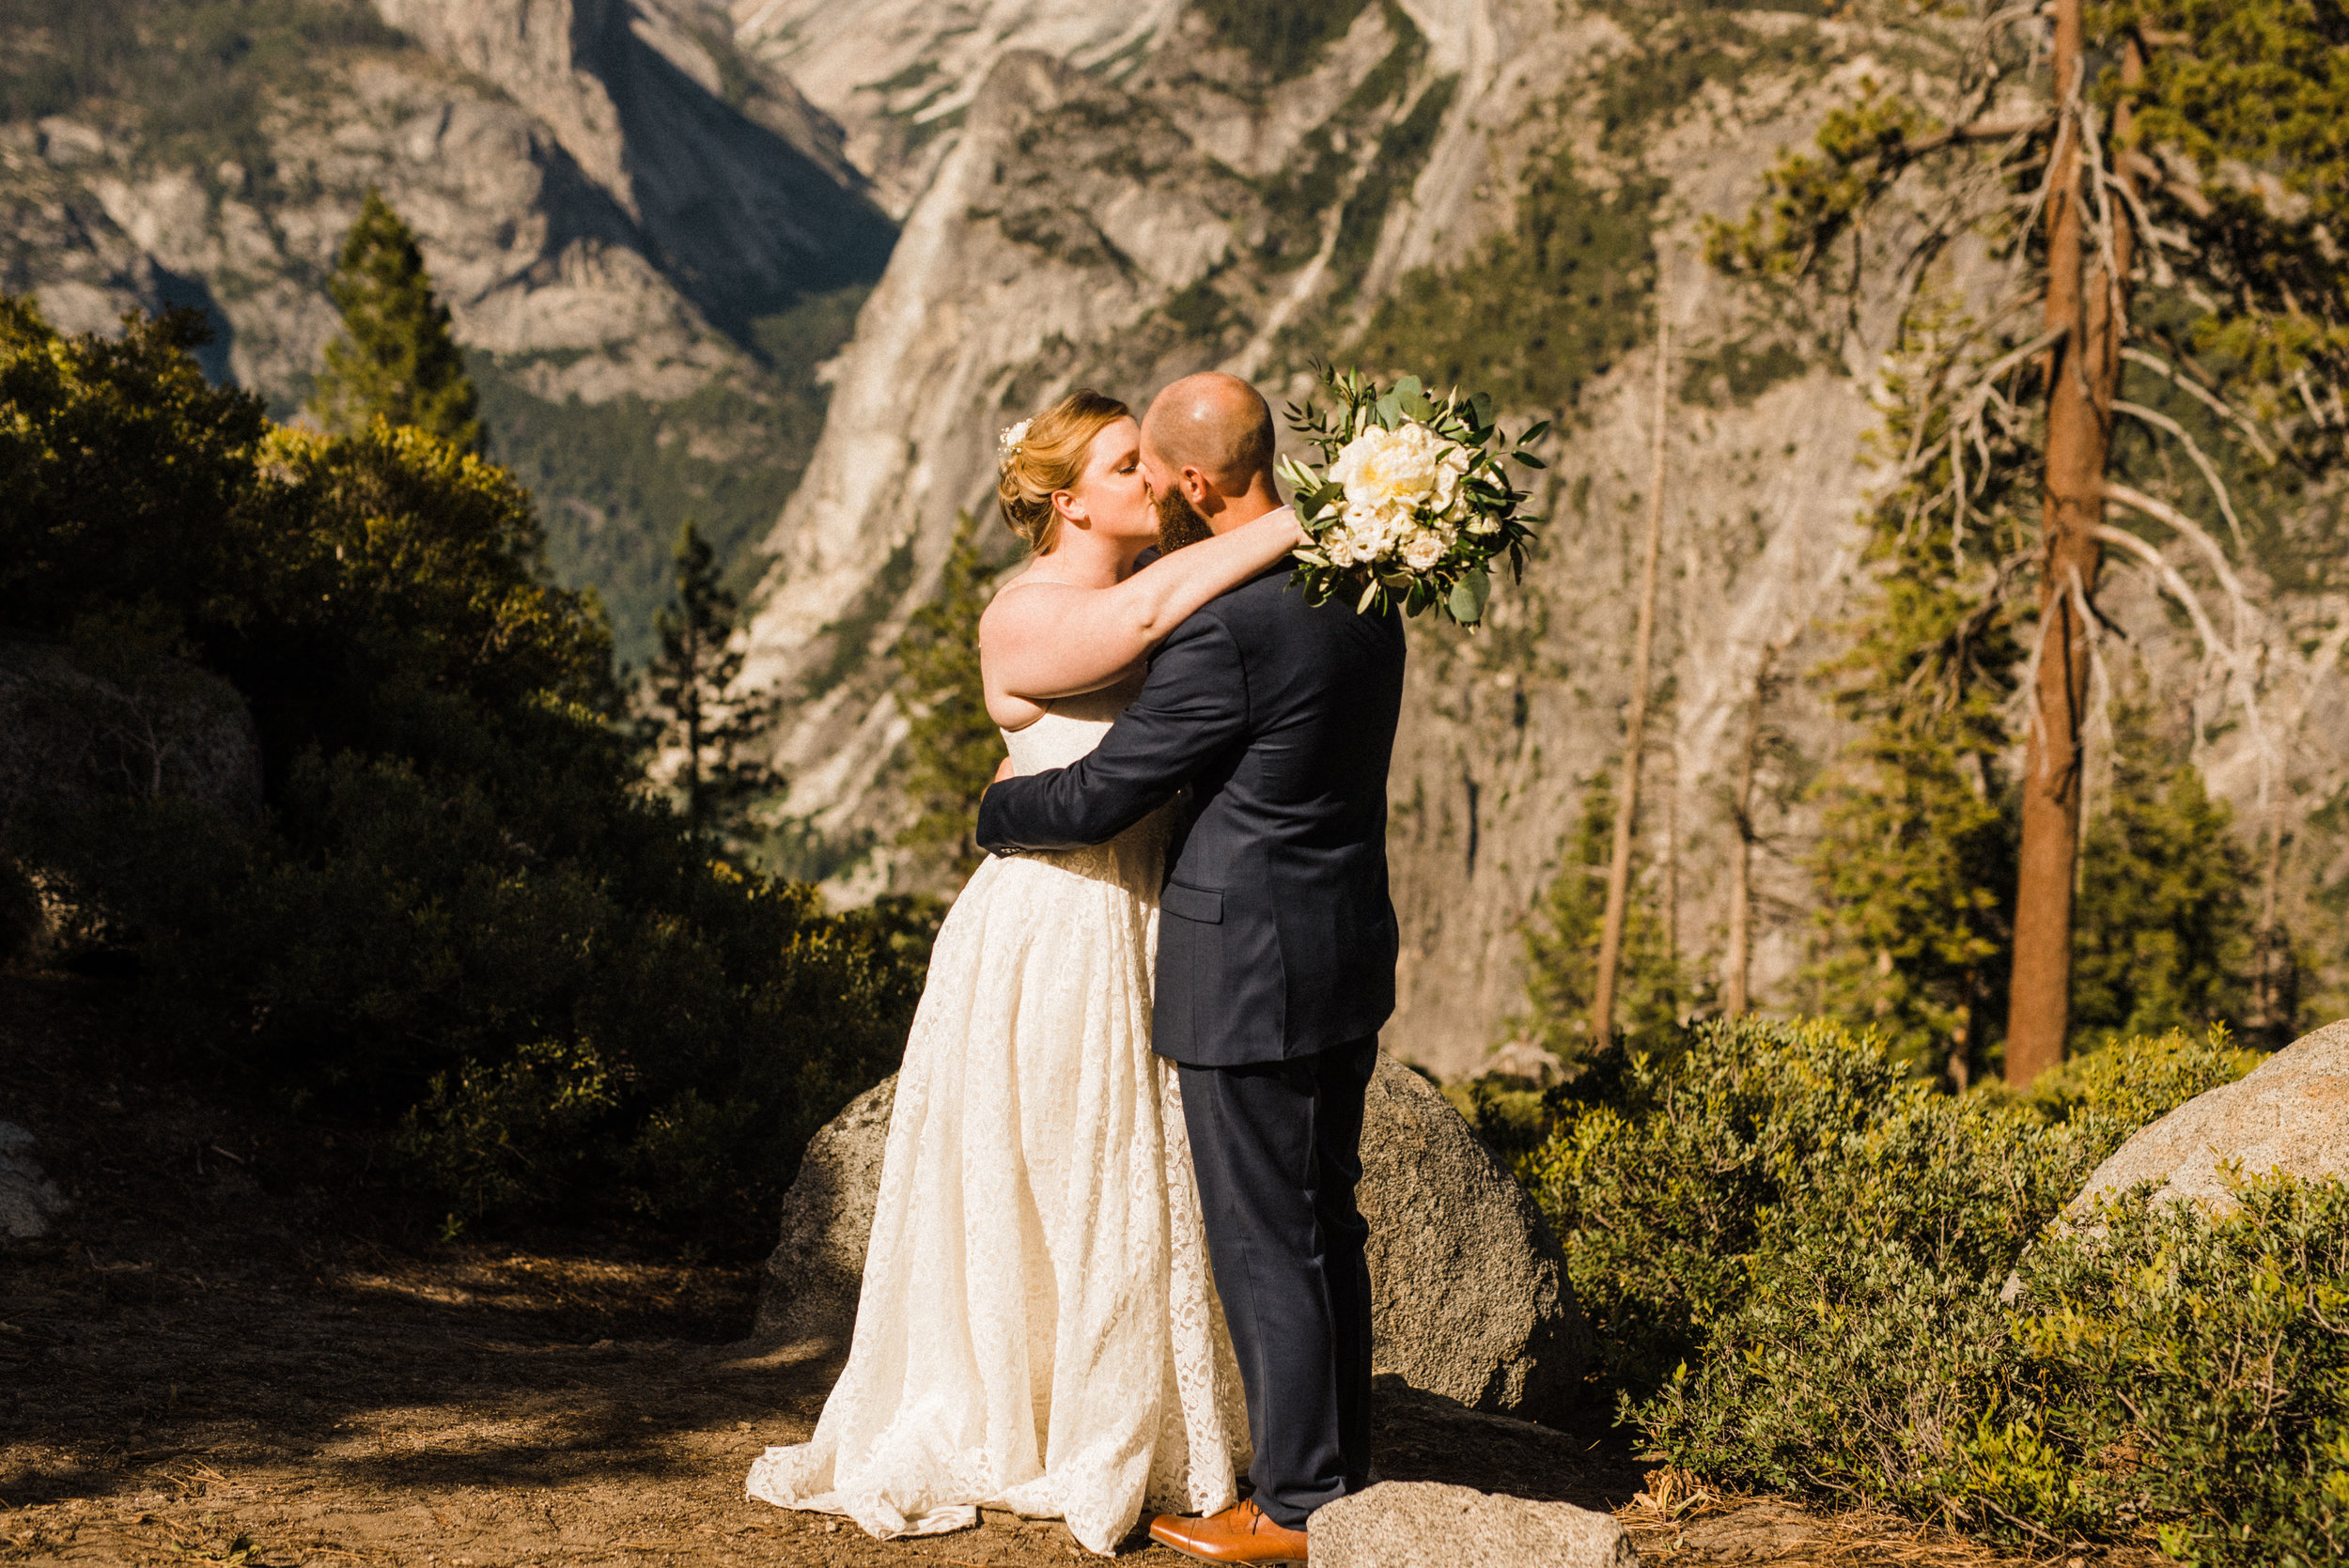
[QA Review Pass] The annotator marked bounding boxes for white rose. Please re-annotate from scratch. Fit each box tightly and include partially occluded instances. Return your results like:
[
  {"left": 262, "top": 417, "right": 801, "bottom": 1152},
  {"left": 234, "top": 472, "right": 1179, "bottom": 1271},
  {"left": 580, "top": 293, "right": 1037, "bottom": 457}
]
[
  {"left": 1326, "top": 534, "right": 1359, "bottom": 567},
  {"left": 1402, "top": 530, "right": 1447, "bottom": 571}
]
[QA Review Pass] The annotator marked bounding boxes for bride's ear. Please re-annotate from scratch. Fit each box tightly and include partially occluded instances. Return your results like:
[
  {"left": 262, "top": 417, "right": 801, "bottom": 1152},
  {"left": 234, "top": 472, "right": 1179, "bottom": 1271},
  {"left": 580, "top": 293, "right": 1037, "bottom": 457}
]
[{"left": 1050, "top": 489, "right": 1090, "bottom": 531}]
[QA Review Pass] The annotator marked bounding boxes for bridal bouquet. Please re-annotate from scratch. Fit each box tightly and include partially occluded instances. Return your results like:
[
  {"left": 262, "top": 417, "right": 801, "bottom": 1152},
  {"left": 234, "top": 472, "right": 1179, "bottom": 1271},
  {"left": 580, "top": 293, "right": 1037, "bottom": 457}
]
[{"left": 1278, "top": 365, "right": 1546, "bottom": 628}]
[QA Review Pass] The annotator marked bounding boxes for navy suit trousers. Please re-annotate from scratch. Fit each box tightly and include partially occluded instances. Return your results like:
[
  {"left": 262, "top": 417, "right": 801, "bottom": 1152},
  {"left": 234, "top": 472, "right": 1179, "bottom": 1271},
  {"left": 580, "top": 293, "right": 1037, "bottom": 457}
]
[{"left": 1175, "top": 1037, "right": 1377, "bottom": 1529}]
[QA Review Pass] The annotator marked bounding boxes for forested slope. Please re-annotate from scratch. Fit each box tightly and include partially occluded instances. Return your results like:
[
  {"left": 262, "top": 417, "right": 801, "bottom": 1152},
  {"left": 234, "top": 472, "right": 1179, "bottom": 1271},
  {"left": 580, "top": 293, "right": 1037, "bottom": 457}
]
[{"left": 0, "top": 0, "right": 892, "bottom": 663}]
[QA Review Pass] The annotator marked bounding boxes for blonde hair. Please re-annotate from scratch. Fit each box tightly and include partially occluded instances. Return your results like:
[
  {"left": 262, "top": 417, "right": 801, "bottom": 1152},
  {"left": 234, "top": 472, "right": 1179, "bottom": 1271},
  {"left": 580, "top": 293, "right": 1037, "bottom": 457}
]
[{"left": 996, "top": 389, "right": 1131, "bottom": 554}]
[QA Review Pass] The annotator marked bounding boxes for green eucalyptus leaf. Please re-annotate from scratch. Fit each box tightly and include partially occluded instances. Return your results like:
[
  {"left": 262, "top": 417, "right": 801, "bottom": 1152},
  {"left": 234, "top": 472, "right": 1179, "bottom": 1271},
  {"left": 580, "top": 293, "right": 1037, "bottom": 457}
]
[
  {"left": 1449, "top": 566, "right": 1489, "bottom": 624},
  {"left": 1375, "top": 394, "right": 1401, "bottom": 429},
  {"left": 1518, "top": 418, "right": 1552, "bottom": 447},
  {"left": 1513, "top": 452, "right": 1548, "bottom": 469}
]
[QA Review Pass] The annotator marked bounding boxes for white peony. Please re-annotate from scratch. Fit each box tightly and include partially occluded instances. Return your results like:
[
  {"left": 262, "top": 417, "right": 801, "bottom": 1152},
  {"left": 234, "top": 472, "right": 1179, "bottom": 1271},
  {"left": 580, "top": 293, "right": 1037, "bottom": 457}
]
[
  {"left": 1401, "top": 529, "right": 1447, "bottom": 571},
  {"left": 1342, "top": 499, "right": 1405, "bottom": 562},
  {"left": 1330, "top": 420, "right": 1470, "bottom": 522}
]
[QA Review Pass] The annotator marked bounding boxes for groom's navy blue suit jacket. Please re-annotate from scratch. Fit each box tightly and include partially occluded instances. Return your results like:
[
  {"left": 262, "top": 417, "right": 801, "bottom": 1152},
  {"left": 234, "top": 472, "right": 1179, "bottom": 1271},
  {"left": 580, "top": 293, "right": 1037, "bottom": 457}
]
[{"left": 974, "top": 565, "right": 1407, "bottom": 1067}]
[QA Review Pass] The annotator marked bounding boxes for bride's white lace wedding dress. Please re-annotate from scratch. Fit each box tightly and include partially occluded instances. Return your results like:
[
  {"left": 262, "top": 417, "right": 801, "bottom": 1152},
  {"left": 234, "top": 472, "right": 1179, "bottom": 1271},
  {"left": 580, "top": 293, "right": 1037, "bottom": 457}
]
[{"left": 745, "top": 673, "right": 1249, "bottom": 1554}]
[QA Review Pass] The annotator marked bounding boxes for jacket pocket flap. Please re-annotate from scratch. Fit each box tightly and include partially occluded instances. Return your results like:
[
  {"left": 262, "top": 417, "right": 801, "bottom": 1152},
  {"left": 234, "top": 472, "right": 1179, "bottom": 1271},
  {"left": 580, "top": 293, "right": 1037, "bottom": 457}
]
[{"left": 1160, "top": 881, "right": 1224, "bottom": 924}]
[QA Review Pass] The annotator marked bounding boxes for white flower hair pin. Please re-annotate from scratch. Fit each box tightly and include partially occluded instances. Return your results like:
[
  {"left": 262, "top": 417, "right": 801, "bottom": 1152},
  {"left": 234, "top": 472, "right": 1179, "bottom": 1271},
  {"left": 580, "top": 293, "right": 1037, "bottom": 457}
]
[{"left": 998, "top": 418, "right": 1032, "bottom": 471}]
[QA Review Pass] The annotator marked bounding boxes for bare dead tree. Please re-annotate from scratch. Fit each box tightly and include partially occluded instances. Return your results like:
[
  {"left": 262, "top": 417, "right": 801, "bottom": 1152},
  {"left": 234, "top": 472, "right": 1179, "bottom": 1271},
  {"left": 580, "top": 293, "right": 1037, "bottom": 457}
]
[
  {"left": 1723, "top": 643, "right": 1784, "bottom": 1017},
  {"left": 1594, "top": 307, "right": 1671, "bottom": 1044}
]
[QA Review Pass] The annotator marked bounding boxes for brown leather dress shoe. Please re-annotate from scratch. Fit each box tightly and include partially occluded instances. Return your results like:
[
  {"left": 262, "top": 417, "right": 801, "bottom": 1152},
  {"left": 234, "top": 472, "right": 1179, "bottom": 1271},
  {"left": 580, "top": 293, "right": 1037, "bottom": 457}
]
[{"left": 1147, "top": 1499, "right": 1309, "bottom": 1563}]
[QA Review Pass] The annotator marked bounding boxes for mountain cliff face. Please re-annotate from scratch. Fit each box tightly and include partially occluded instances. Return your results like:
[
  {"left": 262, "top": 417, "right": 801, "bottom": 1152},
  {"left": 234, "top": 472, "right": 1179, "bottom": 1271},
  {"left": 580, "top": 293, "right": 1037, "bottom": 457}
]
[
  {"left": 727, "top": 0, "right": 2349, "bottom": 1075},
  {"left": 731, "top": 0, "right": 1186, "bottom": 216},
  {"left": 0, "top": 0, "right": 892, "bottom": 660},
  {"left": 723, "top": 0, "right": 1888, "bottom": 1070}
]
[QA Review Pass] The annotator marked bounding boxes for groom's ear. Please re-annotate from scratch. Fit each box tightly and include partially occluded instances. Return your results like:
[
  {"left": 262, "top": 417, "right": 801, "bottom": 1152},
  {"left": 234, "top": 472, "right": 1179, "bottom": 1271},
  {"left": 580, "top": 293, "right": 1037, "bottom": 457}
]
[{"left": 1178, "top": 464, "right": 1215, "bottom": 507}]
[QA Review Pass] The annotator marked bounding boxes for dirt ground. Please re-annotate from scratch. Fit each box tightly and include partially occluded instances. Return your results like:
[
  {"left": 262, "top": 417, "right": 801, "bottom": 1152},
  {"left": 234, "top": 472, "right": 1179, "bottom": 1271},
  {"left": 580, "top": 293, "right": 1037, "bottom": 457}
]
[{"left": 1, "top": 974, "right": 2138, "bottom": 1568}]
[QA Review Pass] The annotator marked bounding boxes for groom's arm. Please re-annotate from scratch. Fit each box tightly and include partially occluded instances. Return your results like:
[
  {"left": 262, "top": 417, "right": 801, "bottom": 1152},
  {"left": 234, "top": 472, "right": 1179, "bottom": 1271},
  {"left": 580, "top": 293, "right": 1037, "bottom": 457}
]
[{"left": 976, "top": 613, "right": 1248, "bottom": 853}]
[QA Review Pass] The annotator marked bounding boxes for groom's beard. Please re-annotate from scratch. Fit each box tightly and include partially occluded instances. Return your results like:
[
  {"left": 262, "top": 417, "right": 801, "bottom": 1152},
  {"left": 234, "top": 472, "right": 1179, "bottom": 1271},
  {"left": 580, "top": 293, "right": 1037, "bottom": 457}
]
[{"left": 1152, "top": 485, "right": 1215, "bottom": 553}]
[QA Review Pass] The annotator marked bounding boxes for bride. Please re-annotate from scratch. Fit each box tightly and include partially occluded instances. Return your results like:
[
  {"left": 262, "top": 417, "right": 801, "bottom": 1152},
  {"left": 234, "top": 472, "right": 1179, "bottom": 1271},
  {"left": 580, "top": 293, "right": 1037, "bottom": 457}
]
[{"left": 746, "top": 390, "right": 1306, "bottom": 1553}]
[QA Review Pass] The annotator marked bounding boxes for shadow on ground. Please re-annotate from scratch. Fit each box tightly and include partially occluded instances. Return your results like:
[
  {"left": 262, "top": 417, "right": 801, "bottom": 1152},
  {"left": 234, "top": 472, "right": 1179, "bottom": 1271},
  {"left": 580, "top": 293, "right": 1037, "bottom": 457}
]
[{"left": 0, "top": 975, "right": 2144, "bottom": 1567}]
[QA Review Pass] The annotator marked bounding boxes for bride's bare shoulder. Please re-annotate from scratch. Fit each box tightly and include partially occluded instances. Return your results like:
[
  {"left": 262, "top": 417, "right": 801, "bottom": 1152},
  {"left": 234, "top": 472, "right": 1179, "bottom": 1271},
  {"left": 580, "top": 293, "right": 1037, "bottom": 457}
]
[{"left": 980, "top": 569, "right": 1081, "bottom": 633}]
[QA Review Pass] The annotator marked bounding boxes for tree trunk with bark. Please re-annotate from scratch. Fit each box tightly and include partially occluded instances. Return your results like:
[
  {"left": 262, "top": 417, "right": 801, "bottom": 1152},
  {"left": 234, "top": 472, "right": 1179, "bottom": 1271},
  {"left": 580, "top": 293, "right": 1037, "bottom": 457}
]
[{"left": 2003, "top": 4, "right": 2138, "bottom": 1085}]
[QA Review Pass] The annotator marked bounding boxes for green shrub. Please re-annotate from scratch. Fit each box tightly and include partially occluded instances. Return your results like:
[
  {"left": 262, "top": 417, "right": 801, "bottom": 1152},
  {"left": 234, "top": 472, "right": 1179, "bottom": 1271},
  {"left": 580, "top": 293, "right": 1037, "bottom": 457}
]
[
  {"left": 1193, "top": 0, "right": 1373, "bottom": 81},
  {"left": 1444, "top": 1076, "right": 1554, "bottom": 1177},
  {"left": 1999, "top": 1176, "right": 2349, "bottom": 1564},
  {"left": 1529, "top": 1016, "right": 2346, "bottom": 1563},
  {"left": 1529, "top": 1017, "right": 2115, "bottom": 1399},
  {"left": 0, "top": 298, "right": 915, "bottom": 1250}
]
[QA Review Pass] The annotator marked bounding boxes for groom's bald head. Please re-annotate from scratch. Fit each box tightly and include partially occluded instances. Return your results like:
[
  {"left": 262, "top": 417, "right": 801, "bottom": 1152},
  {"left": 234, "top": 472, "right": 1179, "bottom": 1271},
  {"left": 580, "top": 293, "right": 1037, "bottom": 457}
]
[{"left": 1141, "top": 372, "right": 1276, "bottom": 494}]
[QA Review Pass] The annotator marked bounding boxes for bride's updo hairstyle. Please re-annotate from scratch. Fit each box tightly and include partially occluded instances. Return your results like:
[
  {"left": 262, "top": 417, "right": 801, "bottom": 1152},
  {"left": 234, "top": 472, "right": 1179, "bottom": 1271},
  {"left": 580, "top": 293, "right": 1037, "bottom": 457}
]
[{"left": 996, "top": 389, "right": 1131, "bottom": 555}]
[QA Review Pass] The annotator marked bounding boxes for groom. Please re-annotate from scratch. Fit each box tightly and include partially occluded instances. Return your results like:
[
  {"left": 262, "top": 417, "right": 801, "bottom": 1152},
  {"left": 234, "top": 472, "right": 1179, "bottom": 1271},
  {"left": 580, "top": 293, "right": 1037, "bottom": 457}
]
[{"left": 976, "top": 372, "right": 1406, "bottom": 1562}]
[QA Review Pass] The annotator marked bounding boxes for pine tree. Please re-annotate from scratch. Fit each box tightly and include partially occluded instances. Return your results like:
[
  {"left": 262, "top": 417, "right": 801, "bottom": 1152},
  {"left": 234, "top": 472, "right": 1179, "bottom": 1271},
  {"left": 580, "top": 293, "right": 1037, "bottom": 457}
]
[
  {"left": 1708, "top": 0, "right": 2349, "bottom": 1080},
  {"left": 2071, "top": 698, "right": 2254, "bottom": 1045},
  {"left": 1808, "top": 317, "right": 2026, "bottom": 1084},
  {"left": 641, "top": 520, "right": 777, "bottom": 847},
  {"left": 1809, "top": 627, "right": 2016, "bottom": 1079},
  {"left": 313, "top": 189, "right": 482, "bottom": 452},
  {"left": 893, "top": 512, "right": 1002, "bottom": 877},
  {"left": 1517, "top": 776, "right": 1684, "bottom": 1071}
]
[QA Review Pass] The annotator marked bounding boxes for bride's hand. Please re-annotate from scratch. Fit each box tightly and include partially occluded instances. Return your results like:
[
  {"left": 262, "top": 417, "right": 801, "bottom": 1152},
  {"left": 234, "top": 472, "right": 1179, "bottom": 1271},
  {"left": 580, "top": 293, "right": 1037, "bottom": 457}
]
[{"left": 1263, "top": 504, "right": 1305, "bottom": 550}]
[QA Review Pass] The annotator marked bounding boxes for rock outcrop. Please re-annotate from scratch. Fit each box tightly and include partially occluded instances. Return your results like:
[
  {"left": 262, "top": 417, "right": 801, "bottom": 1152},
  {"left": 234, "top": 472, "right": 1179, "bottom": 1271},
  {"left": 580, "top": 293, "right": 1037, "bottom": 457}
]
[
  {"left": 754, "top": 1052, "right": 1584, "bottom": 1424},
  {"left": 372, "top": 0, "right": 890, "bottom": 325},
  {"left": 0, "top": 644, "right": 263, "bottom": 826},
  {"left": 734, "top": 0, "right": 1184, "bottom": 215},
  {"left": 1359, "top": 1053, "right": 1584, "bottom": 1421},
  {"left": 734, "top": 45, "right": 1282, "bottom": 846},
  {"left": 0, "top": 1123, "right": 69, "bottom": 1241},
  {"left": 2070, "top": 1021, "right": 2349, "bottom": 1216},
  {"left": 1307, "top": 1481, "right": 1639, "bottom": 1568},
  {"left": 753, "top": 1076, "right": 896, "bottom": 1346},
  {"left": 0, "top": 644, "right": 264, "bottom": 965}
]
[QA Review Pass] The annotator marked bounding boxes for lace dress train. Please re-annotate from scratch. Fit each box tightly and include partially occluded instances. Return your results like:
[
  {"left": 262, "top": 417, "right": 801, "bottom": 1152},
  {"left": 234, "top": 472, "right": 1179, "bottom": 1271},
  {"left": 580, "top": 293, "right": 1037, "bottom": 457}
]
[{"left": 745, "top": 683, "right": 1249, "bottom": 1554}]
